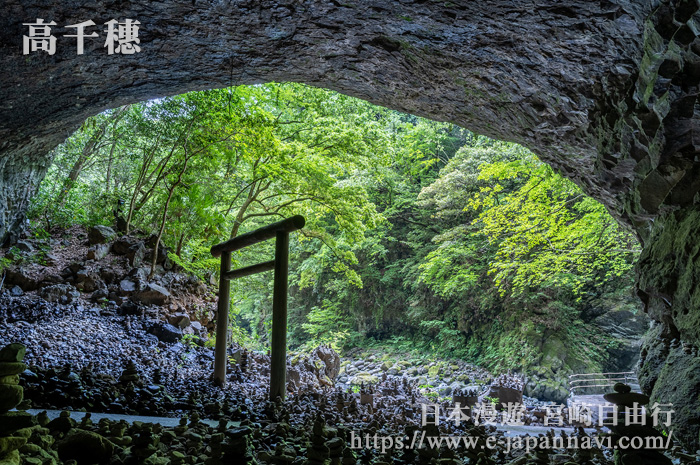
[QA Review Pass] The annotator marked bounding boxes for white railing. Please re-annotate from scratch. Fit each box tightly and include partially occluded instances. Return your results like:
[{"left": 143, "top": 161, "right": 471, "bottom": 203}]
[{"left": 568, "top": 372, "right": 640, "bottom": 396}]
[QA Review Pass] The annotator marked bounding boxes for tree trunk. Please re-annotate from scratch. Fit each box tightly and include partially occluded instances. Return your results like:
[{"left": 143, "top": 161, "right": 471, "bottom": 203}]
[
  {"left": 149, "top": 157, "right": 190, "bottom": 279},
  {"left": 57, "top": 105, "right": 128, "bottom": 204}
]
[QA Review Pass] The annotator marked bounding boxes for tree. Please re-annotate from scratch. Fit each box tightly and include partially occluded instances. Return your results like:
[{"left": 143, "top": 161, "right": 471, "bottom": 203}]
[{"left": 468, "top": 149, "right": 639, "bottom": 297}]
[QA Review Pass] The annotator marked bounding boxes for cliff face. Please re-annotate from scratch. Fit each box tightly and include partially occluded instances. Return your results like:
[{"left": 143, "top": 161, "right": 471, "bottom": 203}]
[
  {"left": 0, "top": 0, "right": 654, "bottom": 238},
  {"left": 1, "top": 0, "right": 700, "bottom": 447}
]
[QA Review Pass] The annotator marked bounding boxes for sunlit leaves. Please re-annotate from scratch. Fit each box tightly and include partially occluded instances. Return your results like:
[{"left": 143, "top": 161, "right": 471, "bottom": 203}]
[{"left": 469, "top": 149, "right": 639, "bottom": 297}]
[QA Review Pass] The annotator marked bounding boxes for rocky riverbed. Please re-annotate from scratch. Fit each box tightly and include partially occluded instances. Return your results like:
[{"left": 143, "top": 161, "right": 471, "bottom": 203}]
[
  {"left": 0, "top": 226, "right": 693, "bottom": 464},
  {"left": 2, "top": 295, "right": 694, "bottom": 464}
]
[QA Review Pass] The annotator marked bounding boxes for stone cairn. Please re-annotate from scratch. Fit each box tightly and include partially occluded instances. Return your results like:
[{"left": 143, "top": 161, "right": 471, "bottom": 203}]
[
  {"left": 304, "top": 413, "right": 345, "bottom": 465},
  {"left": 0, "top": 343, "right": 40, "bottom": 465},
  {"left": 603, "top": 382, "right": 672, "bottom": 465},
  {"left": 118, "top": 359, "right": 141, "bottom": 384},
  {"left": 359, "top": 382, "right": 374, "bottom": 406},
  {"left": 453, "top": 387, "right": 480, "bottom": 418},
  {"left": 240, "top": 349, "right": 249, "bottom": 374},
  {"left": 488, "top": 373, "right": 523, "bottom": 410}
]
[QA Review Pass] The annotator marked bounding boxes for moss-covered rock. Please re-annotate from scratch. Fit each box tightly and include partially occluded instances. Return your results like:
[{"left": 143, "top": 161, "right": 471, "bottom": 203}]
[
  {"left": 0, "top": 449, "right": 20, "bottom": 465},
  {"left": 0, "top": 437, "right": 26, "bottom": 457},
  {"left": 0, "top": 385, "right": 23, "bottom": 412},
  {"left": 0, "top": 345, "right": 26, "bottom": 363},
  {"left": 647, "top": 346, "right": 700, "bottom": 449},
  {"left": 0, "top": 375, "right": 19, "bottom": 386},
  {"left": 0, "top": 412, "right": 36, "bottom": 436},
  {"left": 350, "top": 372, "right": 379, "bottom": 385},
  {"left": 427, "top": 365, "right": 440, "bottom": 378},
  {"left": 0, "top": 363, "right": 26, "bottom": 378},
  {"left": 57, "top": 430, "right": 115, "bottom": 465},
  {"left": 540, "top": 337, "right": 566, "bottom": 373}
]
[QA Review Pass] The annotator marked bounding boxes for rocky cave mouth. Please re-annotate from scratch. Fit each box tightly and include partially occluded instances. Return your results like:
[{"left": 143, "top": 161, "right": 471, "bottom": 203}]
[
  {"left": 1, "top": 0, "right": 700, "bottom": 461},
  {"left": 0, "top": 82, "right": 677, "bottom": 465}
]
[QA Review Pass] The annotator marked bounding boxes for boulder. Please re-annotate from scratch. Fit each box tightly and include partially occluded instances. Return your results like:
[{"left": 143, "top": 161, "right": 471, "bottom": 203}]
[
  {"left": 0, "top": 385, "right": 23, "bottom": 412},
  {"left": 0, "top": 436, "right": 26, "bottom": 456},
  {"left": 40, "top": 273, "right": 62, "bottom": 285},
  {"left": 150, "top": 322, "right": 182, "bottom": 343},
  {"left": 119, "top": 279, "right": 137, "bottom": 295},
  {"left": 9, "top": 286, "right": 23, "bottom": 297},
  {"left": 111, "top": 236, "right": 139, "bottom": 255},
  {"left": 125, "top": 243, "right": 146, "bottom": 268},
  {"left": 350, "top": 372, "right": 379, "bottom": 385},
  {"left": 38, "top": 284, "right": 80, "bottom": 304},
  {"left": 5, "top": 267, "right": 43, "bottom": 291},
  {"left": 119, "top": 300, "right": 142, "bottom": 316},
  {"left": 57, "top": 430, "right": 115, "bottom": 465},
  {"left": 91, "top": 288, "right": 109, "bottom": 302},
  {"left": 310, "top": 345, "right": 341, "bottom": 380},
  {"left": 76, "top": 274, "right": 104, "bottom": 293},
  {"left": 134, "top": 283, "right": 170, "bottom": 306},
  {"left": 0, "top": 363, "right": 26, "bottom": 377},
  {"left": 0, "top": 344, "right": 26, "bottom": 362},
  {"left": 86, "top": 243, "right": 110, "bottom": 261},
  {"left": 15, "top": 240, "right": 33, "bottom": 253},
  {"left": 88, "top": 225, "right": 116, "bottom": 245},
  {"left": 168, "top": 313, "right": 191, "bottom": 329},
  {"left": 428, "top": 365, "right": 440, "bottom": 378},
  {"left": 0, "top": 411, "right": 36, "bottom": 436},
  {"left": 0, "top": 375, "right": 18, "bottom": 385},
  {"left": 99, "top": 268, "right": 118, "bottom": 284},
  {"left": 128, "top": 266, "right": 148, "bottom": 282}
]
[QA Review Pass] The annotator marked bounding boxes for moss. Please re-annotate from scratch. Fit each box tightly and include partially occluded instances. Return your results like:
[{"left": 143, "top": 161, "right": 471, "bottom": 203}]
[
  {"left": 0, "top": 449, "right": 20, "bottom": 465},
  {"left": 638, "top": 209, "right": 700, "bottom": 346},
  {"left": 350, "top": 372, "right": 379, "bottom": 385},
  {"left": 650, "top": 346, "right": 700, "bottom": 448},
  {"left": 540, "top": 337, "right": 566, "bottom": 373}
]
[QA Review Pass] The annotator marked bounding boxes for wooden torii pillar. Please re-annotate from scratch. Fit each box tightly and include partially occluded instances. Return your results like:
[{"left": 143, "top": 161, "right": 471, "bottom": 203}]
[{"left": 210, "top": 215, "right": 305, "bottom": 400}]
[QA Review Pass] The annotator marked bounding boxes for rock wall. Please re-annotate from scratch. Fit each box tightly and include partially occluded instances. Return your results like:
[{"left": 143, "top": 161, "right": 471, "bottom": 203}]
[
  {"left": 637, "top": 208, "right": 700, "bottom": 447},
  {"left": 2, "top": 0, "right": 700, "bottom": 448},
  {"left": 2, "top": 0, "right": 653, "bottom": 231}
]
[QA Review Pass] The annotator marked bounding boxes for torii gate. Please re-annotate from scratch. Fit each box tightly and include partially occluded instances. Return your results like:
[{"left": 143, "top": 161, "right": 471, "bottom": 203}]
[{"left": 210, "top": 215, "right": 305, "bottom": 400}]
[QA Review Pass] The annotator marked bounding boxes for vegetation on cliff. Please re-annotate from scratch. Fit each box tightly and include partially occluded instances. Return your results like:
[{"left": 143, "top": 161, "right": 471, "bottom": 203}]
[{"left": 28, "top": 83, "right": 641, "bottom": 400}]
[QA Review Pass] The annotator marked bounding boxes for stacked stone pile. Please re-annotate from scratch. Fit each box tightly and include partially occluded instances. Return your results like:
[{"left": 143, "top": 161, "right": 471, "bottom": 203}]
[
  {"left": 0, "top": 343, "right": 30, "bottom": 465},
  {"left": 603, "top": 383, "right": 672, "bottom": 465}
]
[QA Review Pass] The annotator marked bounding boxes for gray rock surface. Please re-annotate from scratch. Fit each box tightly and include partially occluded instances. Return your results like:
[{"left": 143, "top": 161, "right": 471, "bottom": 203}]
[
  {"left": 0, "top": 0, "right": 687, "bottom": 237},
  {"left": 86, "top": 243, "right": 110, "bottom": 261},
  {"left": 39, "top": 284, "right": 80, "bottom": 304},
  {"left": 149, "top": 322, "right": 182, "bottom": 343},
  {"left": 88, "top": 225, "right": 117, "bottom": 245},
  {"left": 134, "top": 283, "right": 170, "bottom": 306}
]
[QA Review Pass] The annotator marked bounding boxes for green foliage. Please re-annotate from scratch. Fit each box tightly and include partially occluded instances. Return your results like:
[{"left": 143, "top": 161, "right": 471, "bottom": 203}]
[
  {"left": 300, "top": 300, "right": 354, "bottom": 353},
  {"left": 31, "top": 82, "right": 641, "bottom": 384},
  {"left": 468, "top": 151, "right": 639, "bottom": 297},
  {"left": 166, "top": 244, "right": 219, "bottom": 282},
  {"left": 181, "top": 333, "right": 200, "bottom": 350},
  {"left": 0, "top": 256, "right": 12, "bottom": 274}
]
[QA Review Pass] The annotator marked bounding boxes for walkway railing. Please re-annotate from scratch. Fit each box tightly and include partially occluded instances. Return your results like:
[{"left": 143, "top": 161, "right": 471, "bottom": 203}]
[{"left": 568, "top": 371, "right": 640, "bottom": 396}]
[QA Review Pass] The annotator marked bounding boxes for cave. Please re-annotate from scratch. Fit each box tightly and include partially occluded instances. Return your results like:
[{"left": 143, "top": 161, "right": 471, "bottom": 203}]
[{"left": 2, "top": 0, "right": 700, "bottom": 449}]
